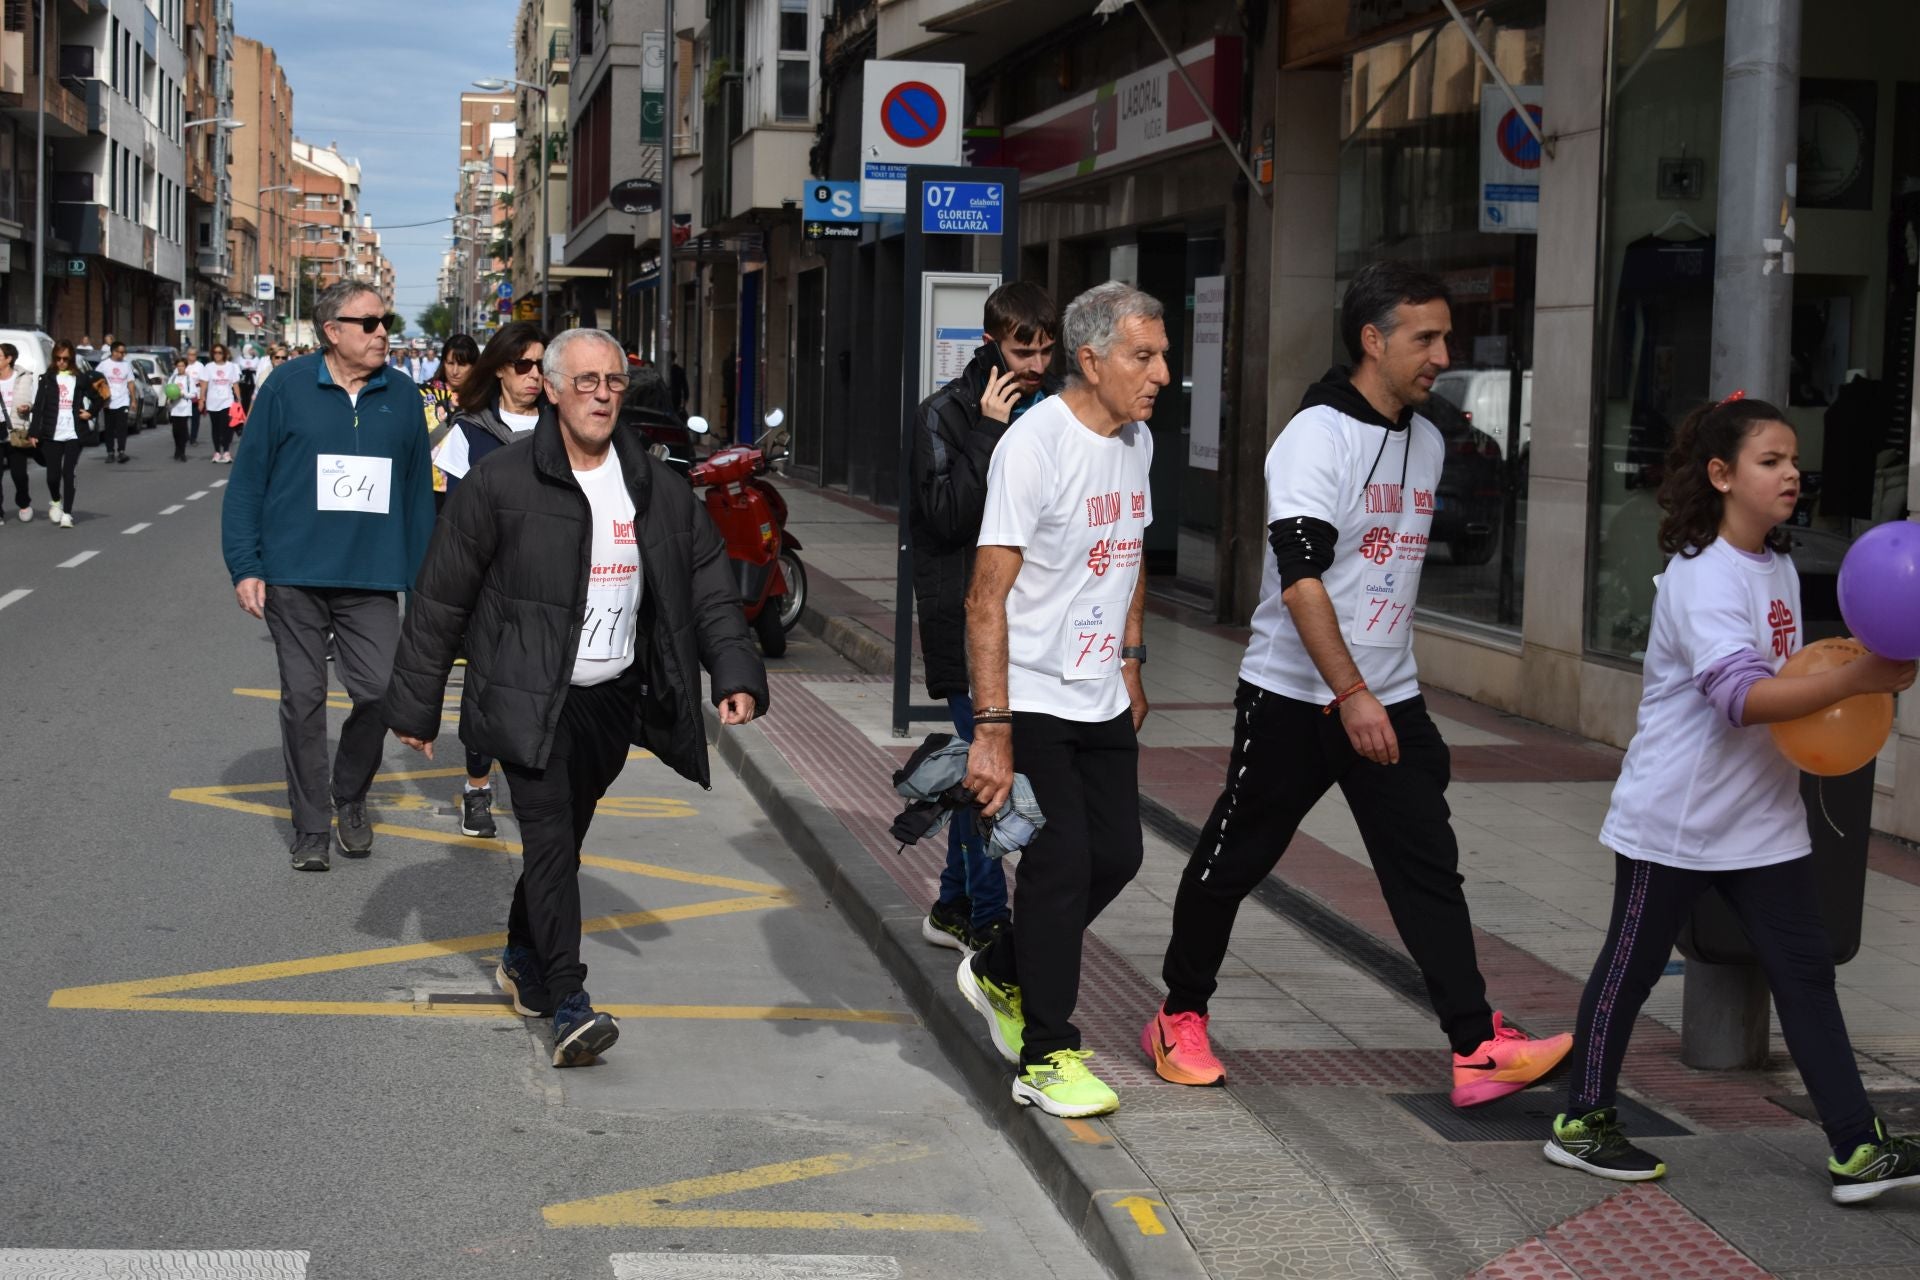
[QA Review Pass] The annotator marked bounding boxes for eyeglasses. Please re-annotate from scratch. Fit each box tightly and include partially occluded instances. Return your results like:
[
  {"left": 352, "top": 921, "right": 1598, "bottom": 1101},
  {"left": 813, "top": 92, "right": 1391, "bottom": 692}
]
[
  {"left": 564, "top": 372, "right": 631, "bottom": 395},
  {"left": 509, "top": 357, "right": 540, "bottom": 375},
  {"left": 329, "top": 313, "right": 398, "bottom": 334}
]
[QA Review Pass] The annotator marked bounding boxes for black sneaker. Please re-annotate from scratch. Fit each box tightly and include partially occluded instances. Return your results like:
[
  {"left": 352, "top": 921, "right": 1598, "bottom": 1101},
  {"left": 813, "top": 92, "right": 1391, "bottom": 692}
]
[
  {"left": 1544, "top": 1108, "right": 1667, "bottom": 1182},
  {"left": 335, "top": 799, "right": 373, "bottom": 857},
  {"left": 921, "top": 896, "right": 972, "bottom": 951},
  {"left": 1831, "top": 1118, "right": 1920, "bottom": 1204},
  {"left": 968, "top": 913, "right": 1012, "bottom": 953},
  {"left": 461, "top": 786, "right": 497, "bottom": 839},
  {"left": 289, "top": 831, "right": 331, "bottom": 872},
  {"left": 552, "top": 992, "right": 619, "bottom": 1067},
  {"left": 495, "top": 944, "right": 551, "bottom": 1016}
]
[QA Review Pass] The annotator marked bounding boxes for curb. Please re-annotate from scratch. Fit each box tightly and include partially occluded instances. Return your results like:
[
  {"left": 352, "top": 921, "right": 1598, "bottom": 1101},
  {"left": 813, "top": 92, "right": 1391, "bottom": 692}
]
[{"left": 708, "top": 704, "right": 1211, "bottom": 1280}]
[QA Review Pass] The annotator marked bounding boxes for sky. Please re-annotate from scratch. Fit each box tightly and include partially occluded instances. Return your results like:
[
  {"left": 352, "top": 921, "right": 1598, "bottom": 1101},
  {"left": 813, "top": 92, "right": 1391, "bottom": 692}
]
[{"left": 233, "top": 0, "right": 520, "bottom": 327}]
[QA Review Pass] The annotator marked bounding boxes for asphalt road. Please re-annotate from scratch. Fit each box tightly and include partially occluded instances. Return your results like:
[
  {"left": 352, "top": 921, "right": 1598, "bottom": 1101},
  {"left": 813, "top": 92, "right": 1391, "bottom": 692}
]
[{"left": 0, "top": 430, "right": 1102, "bottom": 1280}]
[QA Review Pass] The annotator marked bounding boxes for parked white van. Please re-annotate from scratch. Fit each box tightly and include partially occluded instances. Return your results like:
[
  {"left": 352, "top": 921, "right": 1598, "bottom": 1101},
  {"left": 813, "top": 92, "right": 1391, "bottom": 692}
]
[
  {"left": 0, "top": 328, "right": 56, "bottom": 378},
  {"left": 1431, "top": 368, "right": 1532, "bottom": 461}
]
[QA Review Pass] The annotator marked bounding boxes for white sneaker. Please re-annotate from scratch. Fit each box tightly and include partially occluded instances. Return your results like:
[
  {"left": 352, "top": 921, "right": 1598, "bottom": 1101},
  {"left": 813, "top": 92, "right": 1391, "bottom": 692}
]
[
  {"left": 48, "top": 501, "right": 62, "bottom": 524},
  {"left": 15, "top": 507, "right": 29, "bottom": 523},
  {"left": 57, "top": 512, "right": 74, "bottom": 528}
]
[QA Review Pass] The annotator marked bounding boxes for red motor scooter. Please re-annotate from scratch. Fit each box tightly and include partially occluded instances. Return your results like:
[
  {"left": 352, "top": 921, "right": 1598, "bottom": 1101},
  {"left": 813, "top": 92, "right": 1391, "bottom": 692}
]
[{"left": 686, "top": 409, "right": 808, "bottom": 657}]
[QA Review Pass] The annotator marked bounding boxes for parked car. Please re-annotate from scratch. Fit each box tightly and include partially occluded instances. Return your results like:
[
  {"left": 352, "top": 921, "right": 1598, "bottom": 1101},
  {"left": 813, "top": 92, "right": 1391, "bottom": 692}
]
[
  {"left": 127, "top": 354, "right": 168, "bottom": 430},
  {"left": 0, "top": 328, "right": 56, "bottom": 378},
  {"left": 1421, "top": 391, "right": 1507, "bottom": 566},
  {"left": 1431, "top": 368, "right": 1532, "bottom": 464}
]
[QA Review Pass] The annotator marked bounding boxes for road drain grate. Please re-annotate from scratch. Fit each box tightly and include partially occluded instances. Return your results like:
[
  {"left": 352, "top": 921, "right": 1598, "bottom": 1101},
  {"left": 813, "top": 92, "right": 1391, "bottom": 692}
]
[{"left": 1390, "top": 1089, "right": 1691, "bottom": 1142}]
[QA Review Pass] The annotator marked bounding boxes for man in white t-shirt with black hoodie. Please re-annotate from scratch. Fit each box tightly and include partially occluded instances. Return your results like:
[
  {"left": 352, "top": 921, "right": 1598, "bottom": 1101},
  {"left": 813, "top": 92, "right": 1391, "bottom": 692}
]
[
  {"left": 1143, "top": 262, "right": 1573, "bottom": 1108},
  {"left": 957, "top": 282, "right": 1164, "bottom": 1118}
]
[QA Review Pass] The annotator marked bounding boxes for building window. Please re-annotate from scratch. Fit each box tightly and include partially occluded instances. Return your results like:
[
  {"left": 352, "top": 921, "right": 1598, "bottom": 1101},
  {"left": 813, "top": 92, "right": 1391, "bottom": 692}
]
[
  {"left": 776, "top": 0, "right": 810, "bottom": 121},
  {"left": 109, "top": 141, "right": 118, "bottom": 212},
  {"left": 1335, "top": 0, "right": 1545, "bottom": 634}
]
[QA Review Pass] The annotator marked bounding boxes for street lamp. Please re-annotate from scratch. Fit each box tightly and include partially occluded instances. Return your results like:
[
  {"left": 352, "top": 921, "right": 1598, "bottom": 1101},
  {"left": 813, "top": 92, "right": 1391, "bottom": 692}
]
[
  {"left": 184, "top": 117, "right": 245, "bottom": 130},
  {"left": 472, "top": 76, "right": 549, "bottom": 329}
]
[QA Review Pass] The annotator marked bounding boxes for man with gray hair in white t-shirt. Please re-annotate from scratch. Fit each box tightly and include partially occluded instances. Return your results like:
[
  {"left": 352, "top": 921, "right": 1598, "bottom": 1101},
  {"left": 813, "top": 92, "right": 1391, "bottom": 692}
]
[{"left": 956, "top": 281, "right": 1167, "bottom": 1118}]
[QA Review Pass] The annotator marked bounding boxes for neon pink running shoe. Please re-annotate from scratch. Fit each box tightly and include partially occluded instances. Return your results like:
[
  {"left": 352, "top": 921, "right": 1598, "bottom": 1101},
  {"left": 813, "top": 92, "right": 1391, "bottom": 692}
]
[
  {"left": 1141, "top": 1004, "right": 1226, "bottom": 1086},
  {"left": 1451, "top": 1011, "right": 1572, "bottom": 1108}
]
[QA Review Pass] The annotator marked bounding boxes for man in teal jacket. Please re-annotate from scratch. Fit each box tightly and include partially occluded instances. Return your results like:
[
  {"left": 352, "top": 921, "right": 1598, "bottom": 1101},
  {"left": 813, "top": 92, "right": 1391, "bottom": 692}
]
[{"left": 222, "top": 281, "right": 435, "bottom": 871}]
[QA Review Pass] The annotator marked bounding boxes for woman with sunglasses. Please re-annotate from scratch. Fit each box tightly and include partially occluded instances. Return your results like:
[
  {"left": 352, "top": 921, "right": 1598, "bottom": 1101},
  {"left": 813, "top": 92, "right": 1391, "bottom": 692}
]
[
  {"left": 27, "top": 341, "right": 103, "bottom": 527},
  {"left": 427, "top": 321, "right": 549, "bottom": 839},
  {"left": 423, "top": 334, "right": 480, "bottom": 513},
  {"left": 201, "top": 343, "right": 243, "bottom": 463}
]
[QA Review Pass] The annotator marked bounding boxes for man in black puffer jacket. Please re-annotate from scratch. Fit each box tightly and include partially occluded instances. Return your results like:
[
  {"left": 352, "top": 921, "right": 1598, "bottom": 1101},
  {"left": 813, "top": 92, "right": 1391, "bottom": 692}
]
[
  {"left": 907, "top": 281, "right": 1059, "bottom": 954},
  {"left": 384, "top": 327, "right": 766, "bottom": 1069}
]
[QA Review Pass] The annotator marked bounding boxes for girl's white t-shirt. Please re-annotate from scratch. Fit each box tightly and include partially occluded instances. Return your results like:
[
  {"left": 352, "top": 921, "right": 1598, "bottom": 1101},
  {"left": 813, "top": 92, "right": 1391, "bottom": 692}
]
[
  {"left": 976, "top": 395, "right": 1154, "bottom": 723},
  {"left": 168, "top": 372, "right": 194, "bottom": 416},
  {"left": 1600, "top": 539, "right": 1810, "bottom": 870},
  {"left": 203, "top": 361, "right": 241, "bottom": 411}
]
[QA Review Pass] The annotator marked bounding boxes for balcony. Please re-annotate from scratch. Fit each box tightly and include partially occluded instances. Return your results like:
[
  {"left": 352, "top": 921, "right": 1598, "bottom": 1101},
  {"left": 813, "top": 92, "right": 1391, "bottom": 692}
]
[
  {"left": 1, "top": 29, "right": 22, "bottom": 97},
  {"left": 548, "top": 28, "right": 570, "bottom": 86},
  {"left": 5, "top": 66, "right": 88, "bottom": 137}
]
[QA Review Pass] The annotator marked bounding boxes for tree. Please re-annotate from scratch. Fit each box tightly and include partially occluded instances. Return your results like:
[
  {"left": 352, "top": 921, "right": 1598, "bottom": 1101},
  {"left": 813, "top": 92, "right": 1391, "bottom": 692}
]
[
  {"left": 417, "top": 301, "right": 456, "bottom": 341},
  {"left": 389, "top": 312, "right": 408, "bottom": 338}
]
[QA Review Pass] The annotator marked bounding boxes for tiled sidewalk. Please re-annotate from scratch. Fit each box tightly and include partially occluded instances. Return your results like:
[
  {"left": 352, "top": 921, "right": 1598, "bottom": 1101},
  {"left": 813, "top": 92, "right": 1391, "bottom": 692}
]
[{"left": 756, "top": 479, "right": 1920, "bottom": 1278}]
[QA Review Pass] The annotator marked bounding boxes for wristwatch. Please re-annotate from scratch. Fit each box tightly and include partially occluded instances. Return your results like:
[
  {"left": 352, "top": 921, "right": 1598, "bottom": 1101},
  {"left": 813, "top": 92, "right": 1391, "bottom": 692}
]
[{"left": 1120, "top": 645, "right": 1147, "bottom": 663}]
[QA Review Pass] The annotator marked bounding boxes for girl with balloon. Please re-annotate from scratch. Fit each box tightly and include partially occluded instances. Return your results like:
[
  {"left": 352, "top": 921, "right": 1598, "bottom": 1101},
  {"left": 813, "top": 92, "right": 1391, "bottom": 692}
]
[{"left": 1543, "top": 392, "right": 1919, "bottom": 1204}]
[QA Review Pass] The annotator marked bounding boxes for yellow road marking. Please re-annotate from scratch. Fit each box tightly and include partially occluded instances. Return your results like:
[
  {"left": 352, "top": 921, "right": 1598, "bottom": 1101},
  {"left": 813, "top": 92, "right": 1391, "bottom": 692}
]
[
  {"left": 72, "top": 998, "right": 912, "bottom": 1023},
  {"left": 1063, "top": 1119, "right": 1109, "bottom": 1145},
  {"left": 543, "top": 1142, "right": 978, "bottom": 1232},
  {"left": 49, "top": 894, "right": 790, "bottom": 1009},
  {"left": 1111, "top": 1195, "right": 1168, "bottom": 1236},
  {"left": 170, "top": 774, "right": 766, "bottom": 891}
]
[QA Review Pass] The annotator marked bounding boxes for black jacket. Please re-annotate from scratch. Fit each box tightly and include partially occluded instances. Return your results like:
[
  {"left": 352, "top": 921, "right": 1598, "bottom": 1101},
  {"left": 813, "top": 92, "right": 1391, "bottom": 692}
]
[
  {"left": 28, "top": 368, "right": 105, "bottom": 443},
  {"left": 908, "top": 348, "right": 1055, "bottom": 699},
  {"left": 383, "top": 409, "right": 768, "bottom": 784}
]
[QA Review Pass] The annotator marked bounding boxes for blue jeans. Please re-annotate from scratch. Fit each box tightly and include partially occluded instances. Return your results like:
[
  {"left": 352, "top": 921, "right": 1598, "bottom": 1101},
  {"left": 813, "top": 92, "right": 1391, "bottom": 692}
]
[{"left": 936, "top": 694, "right": 1009, "bottom": 928}]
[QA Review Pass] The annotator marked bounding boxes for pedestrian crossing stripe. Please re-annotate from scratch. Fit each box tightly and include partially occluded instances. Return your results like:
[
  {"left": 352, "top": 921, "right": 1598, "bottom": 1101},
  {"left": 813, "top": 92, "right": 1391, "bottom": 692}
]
[
  {"left": 611, "top": 1257, "right": 901, "bottom": 1280},
  {"left": 545, "top": 1143, "right": 978, "bottom": 1232},
  {"left": 0, "top": 1251, "right": 308, "bottom": 1278}
]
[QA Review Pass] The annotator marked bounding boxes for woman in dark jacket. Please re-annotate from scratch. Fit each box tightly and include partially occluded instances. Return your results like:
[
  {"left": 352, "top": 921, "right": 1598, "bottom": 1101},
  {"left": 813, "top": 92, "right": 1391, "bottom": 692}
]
[
  {"left": 436, "top": 321, "right": 548, "bottom": 498},
  {"left": 26, "top": 341, "right": 105, "bottom": 528}
]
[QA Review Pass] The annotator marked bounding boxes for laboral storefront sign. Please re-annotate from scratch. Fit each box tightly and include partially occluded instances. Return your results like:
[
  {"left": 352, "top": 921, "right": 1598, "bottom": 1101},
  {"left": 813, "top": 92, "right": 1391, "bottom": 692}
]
[{"left": 1003, "top": 38, "right": 1242, "bottom": 193}]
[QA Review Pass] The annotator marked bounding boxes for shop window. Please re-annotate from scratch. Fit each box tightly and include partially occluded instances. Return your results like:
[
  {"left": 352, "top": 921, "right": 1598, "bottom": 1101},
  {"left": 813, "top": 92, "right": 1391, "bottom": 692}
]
[
  {"left": 1586, "top": 0, "right": 1726, "bottom": 659},
  {"left": 1336, "top": 0, "right": 1545, "bottom": 633},
  {"left": 1588, "top": 0, "right": 1916, "bottom": 660}
]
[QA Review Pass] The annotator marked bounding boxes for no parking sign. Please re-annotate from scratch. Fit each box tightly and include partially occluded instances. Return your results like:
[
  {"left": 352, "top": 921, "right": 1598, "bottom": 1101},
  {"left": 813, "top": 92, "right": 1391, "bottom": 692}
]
[
  {"left": 173, "top": 298, "right": 195, "bottom": 332},
  {"left": 861, "top": 61, "right": 965, "bottom": 214},
  {"left": 1478, "top": 86, "right": 1544, "bottom": 234}
]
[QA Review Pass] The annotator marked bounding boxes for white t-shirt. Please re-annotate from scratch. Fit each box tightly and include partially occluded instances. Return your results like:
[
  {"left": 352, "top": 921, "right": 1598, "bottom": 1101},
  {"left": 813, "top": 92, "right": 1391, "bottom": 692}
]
[
  {"left": 976, "top": 395, "right": 1154, "bottom": 722},
  {"left": 53, "top": 372, "right": 78, "bottom": 441},
  {"left": 202, "top": 360, "right": 241, "bottom": 411},
  {"left": 167, "top": 371, "right": 194, "bottom": 416},
  {"left": 433, "top": 408, "right": 539, "bottom": 480},
  {"left": 1239, "top": 405, "right": 1444, "bottom": 706},
  {"left": 1600, "top": 539, "right": 1809, "bottom": 870},
  {"left": 571, "top": 456, "right": 643, "bottom": 687},
  {"left": 187, "top": 361, "right": 208, "bottom": 401},
  {"left": 97, "top": 359, "right": 134, "bottom": 409},
  {"left": 0, "top": 371, "right": 18, "bottom": 427}
]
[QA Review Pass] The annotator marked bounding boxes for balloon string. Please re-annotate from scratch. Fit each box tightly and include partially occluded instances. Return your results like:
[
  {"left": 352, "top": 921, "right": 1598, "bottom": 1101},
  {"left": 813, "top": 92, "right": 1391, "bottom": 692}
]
[{"left": 1818, "top": 777, "right": 1846, "bottom": 839}]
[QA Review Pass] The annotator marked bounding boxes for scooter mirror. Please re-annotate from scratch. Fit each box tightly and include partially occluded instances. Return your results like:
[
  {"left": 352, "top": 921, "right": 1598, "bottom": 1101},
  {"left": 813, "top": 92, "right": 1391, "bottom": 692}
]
[
  {"left": 763, "top": 408, "right": 785, "bottom": 430},
  {"left": 686, "top": 415, "right": 712, "bottom": 435},
  {"left": 649, "top": 443, "right": 670, "bottom": 460}
]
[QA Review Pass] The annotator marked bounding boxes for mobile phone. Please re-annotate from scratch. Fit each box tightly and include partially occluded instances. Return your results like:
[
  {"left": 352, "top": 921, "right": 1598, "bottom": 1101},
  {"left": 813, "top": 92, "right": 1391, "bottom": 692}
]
[{"left": 981, "top": 339, "right": 1009, "bottom": 377}]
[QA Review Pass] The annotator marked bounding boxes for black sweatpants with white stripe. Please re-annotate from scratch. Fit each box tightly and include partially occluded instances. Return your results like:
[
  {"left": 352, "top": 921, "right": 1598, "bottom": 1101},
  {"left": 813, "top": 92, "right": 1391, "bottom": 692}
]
[
  {"left": 1568, "top": 852, "right": 1875, "bottom": 1156},
  {"left": 1160, "top": 680, "right": 1495, "bottom": 1056}
]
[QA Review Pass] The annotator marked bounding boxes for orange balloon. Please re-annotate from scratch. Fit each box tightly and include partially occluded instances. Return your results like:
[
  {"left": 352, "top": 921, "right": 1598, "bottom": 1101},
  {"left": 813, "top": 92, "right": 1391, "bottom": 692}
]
[{"left": 1769, "top": 638, "right": 1894, "bottom": 777}]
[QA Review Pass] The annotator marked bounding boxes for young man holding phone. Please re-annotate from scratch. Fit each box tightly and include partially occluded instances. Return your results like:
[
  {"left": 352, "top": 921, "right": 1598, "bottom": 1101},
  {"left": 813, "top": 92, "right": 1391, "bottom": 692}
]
[{"left": 907, "top": 281, "right": 1060, "bottom": 954}]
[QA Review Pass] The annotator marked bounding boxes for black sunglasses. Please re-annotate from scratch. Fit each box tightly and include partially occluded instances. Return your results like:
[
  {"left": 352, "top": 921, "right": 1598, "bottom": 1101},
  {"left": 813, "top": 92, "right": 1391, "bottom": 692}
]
[
  {"left": 509, "top": 356, "right": 541, "bottom": 375},
  {"left": 330, "top": 313, "right": 398, "bottom": 334}
]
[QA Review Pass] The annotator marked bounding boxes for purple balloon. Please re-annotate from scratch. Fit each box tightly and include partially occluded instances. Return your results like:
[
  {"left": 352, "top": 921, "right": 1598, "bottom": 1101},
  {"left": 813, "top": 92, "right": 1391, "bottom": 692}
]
[{"left": 1838, "top": 520, "right": 1920, "bottom": 661}]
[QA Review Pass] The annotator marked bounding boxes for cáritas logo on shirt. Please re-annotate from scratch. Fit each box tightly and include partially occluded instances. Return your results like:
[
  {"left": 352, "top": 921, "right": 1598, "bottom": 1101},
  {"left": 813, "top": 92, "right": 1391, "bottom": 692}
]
[{"left": 1768, "top": 599, "right": 1796, "bottom": 657}]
